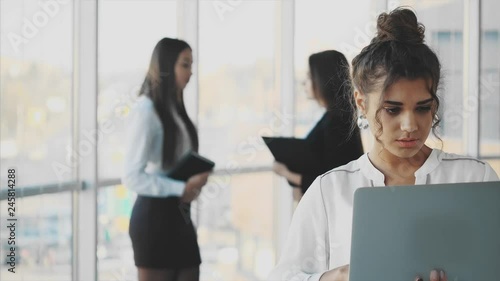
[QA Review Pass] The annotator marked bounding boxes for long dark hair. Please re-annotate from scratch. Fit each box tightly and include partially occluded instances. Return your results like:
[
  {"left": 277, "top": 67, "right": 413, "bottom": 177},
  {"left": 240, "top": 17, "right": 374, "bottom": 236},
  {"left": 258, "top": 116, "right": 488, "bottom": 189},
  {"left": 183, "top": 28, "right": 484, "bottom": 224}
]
[
  {"left": 139, "top": 38, "right": 198, "bottom": 168},
  {"left": 309, "top": 50, "right": 358, "bottom": 137},
  {"left": 350, "top": 7, "right": 442, "bottom": 140}
]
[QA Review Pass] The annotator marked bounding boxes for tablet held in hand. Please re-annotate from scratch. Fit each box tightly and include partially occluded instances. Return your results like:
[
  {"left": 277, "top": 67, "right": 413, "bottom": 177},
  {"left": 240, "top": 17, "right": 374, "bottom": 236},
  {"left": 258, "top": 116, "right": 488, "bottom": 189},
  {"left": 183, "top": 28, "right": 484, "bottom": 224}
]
[{"left": 168, "top": 151, "right": 215, "bottom": 181}]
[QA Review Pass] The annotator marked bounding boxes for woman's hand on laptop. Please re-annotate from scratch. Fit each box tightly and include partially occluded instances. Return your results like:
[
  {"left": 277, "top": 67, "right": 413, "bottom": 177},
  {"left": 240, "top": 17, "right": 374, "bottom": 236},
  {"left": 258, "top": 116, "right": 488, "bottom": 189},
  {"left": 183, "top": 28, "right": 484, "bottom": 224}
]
[
  {"left": 319, "top": 264, "right": 349, "bottom": 281},
  {"left": 415, "top": 269, "right": 447, "bottom": 281}
]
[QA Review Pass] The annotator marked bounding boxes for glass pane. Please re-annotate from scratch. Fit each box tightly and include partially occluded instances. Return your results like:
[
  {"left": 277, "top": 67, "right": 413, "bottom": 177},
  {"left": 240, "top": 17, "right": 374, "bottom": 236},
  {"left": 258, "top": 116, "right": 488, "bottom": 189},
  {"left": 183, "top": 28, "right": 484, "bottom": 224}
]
[
  {"left": 0, "top": 0, "right": 73, "bottom": 186},
  {"left": 97, "top": 0, "right": 177, "bottom": 181},
  {"left": 197, "top": 172, "right": 275, "bottom": 280},
  {"left": 97, "top": 185, "right": 137, "bottom": 281},
  {"left": 294, "top": 0, "right": 386, "bottom": 137},
  {"left": 198, "top": 1, "right": 278, "bottom": 169},
  {"left": 480, "top": 0, "right": 500, "bottom": 157},
  {"left": 0, "top": 192, "right": 72, "bottom": 281},
  {"left": 399, "top": 0, "right": 465, "bottom": 153},
  {"left": 198, "top": 3, "right": 278, "bottom": 279}
]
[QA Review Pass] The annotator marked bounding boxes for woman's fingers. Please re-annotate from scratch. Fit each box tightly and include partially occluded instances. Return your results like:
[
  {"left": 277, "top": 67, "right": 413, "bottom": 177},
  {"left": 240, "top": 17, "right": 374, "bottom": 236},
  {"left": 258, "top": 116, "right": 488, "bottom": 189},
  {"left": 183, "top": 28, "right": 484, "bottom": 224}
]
[
  {"left": 430, "top": 269, "right": 440, "bottom": 281},
  {"left": 415, "top": 269, "right": 447, "bottom": 281},
  {"left": 429, "top": 269, "right": 446, "bottom": 281},
  {"left": 439, "top": 270, "right": 447, "bottom": 281}
]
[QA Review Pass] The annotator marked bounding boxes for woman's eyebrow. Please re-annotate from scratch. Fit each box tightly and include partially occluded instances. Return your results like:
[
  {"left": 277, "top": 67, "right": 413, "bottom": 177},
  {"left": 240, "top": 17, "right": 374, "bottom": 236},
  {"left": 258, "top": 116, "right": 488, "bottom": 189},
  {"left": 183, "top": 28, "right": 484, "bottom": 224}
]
[
  {"left": 383, "top": 98, "right": 434, "bottom": 106},
  {"left": 417, "top": 98, "right": 434, "bottom": 105},
  {"left": 383, "top": 100, "right": 403, "bottom": 106}
]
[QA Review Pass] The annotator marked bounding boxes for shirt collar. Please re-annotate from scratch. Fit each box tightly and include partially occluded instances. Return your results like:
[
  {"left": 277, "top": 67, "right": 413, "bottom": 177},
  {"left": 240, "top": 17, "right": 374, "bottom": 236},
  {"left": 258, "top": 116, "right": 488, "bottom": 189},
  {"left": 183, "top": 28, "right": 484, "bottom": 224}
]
[
  {"left": 414, "top": 148, "right": 442, "bottom": 178},
  {"left": 358, "top": 149, "right": 443, "bottom": 186},
  {"left": 358, "top": 153, "right": 385, "bottom": 186}
]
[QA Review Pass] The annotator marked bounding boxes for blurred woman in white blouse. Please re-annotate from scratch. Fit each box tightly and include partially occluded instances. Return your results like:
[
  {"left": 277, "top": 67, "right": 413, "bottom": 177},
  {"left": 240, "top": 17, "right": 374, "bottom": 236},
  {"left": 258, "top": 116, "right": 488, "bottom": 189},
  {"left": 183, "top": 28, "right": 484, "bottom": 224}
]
[{"left": 122, "top": 38, "right": 209, "bottom": 281}]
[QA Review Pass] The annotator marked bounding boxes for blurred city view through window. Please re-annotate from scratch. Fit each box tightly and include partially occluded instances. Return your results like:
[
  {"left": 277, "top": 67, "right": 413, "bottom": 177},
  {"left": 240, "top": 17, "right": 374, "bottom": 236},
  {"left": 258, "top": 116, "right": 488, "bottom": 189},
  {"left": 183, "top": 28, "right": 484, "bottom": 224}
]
[{"left": 1, "top": 0, "right": 73, "bottom": 280}]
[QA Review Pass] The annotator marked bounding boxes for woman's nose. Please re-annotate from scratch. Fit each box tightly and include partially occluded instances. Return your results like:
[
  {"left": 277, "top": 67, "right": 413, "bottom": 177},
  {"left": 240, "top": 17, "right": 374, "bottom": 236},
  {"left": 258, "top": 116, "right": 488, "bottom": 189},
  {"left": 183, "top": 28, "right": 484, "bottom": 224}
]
[{"left": 400, "top": 112, "right": 418, "bottom": 133}]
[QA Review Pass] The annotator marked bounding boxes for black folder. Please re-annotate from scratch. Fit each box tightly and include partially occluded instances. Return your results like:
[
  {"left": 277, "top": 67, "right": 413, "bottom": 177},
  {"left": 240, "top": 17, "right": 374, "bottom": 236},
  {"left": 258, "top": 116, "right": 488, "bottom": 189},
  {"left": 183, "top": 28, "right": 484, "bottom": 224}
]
[
  {"left": 168, "top": 151, "right": 215, "bottom": 181},
  {"left": 262, "top": 136, "right": 317, "bottom": 174}
]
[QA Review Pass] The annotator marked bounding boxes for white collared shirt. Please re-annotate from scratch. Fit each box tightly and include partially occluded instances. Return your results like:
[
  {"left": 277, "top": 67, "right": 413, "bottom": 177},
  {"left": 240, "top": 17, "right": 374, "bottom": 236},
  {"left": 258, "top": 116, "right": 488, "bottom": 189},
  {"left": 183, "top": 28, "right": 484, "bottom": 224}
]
[
  {"left": 268, "top": 149, "right": 499, "bottom": 281},
  {"left": 121, "top": 95, "right": 188, "bottom": 197}
]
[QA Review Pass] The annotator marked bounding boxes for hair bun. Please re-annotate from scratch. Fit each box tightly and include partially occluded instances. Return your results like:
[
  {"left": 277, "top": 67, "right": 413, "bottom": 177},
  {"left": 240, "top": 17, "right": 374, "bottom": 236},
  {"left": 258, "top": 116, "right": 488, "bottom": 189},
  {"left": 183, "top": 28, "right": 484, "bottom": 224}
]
[{"left": 375, "top": 8, "right": 425, "bottom": 44}]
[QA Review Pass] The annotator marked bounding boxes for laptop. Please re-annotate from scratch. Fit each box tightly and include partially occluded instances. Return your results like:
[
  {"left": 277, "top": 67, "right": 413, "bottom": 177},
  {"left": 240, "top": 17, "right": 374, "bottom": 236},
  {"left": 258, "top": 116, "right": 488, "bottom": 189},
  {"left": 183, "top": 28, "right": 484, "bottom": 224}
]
[{"left": 349, "top": 181, "right": 500, "bottom": 281}]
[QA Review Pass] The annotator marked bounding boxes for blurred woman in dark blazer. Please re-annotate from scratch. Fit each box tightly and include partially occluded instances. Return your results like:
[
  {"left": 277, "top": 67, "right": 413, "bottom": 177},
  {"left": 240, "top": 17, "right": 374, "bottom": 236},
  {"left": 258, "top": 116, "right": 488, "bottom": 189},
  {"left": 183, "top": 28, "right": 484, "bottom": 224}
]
[{"left": 272, "top": 50, "right": 364, "bottom": 200}]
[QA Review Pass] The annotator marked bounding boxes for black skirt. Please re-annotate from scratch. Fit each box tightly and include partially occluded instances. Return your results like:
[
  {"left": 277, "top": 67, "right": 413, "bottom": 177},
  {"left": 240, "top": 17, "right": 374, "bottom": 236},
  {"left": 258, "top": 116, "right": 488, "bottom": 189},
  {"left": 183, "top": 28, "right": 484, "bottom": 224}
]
[{"left": 129, "top": 196, "right": 201, "bottom": 268}]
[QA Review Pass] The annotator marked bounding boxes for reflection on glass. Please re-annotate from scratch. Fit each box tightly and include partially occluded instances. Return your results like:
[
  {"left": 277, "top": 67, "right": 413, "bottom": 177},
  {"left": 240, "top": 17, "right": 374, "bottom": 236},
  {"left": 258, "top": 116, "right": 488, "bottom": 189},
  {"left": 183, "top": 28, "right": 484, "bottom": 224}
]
[
  {"left": 0, "top": 192, "right": 72, "bottom": 281},
  {"left": 97, "top": 0, "right": 177, "bottom": 180},
  {"left": 480, "top": 0, "right": 500, "bottom": 157},
  {"left": 0, "top": 0, "right": 73, "bottom": 186}
]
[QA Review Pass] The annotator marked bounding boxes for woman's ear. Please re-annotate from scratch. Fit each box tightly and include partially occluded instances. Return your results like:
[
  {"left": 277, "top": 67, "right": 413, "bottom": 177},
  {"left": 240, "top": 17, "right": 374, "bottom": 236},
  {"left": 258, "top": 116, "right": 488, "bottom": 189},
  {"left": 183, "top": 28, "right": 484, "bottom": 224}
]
[{"left": 354, "top": 90, "right": 366, "bottom": 115}]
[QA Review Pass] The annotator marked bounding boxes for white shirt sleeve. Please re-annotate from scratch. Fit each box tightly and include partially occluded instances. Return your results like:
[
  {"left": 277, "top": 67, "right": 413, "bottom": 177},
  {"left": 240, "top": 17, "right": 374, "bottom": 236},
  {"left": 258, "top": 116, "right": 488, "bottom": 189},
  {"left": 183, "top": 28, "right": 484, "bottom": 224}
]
[
  {"left": 484, "top": 162, "right": 500, "bottom": 181},
  {"left": 121, "top": 104, "right": 186, "bottom": 197},
  {"left": 268, "top": 177, "right": 330, "bottom": 281}
]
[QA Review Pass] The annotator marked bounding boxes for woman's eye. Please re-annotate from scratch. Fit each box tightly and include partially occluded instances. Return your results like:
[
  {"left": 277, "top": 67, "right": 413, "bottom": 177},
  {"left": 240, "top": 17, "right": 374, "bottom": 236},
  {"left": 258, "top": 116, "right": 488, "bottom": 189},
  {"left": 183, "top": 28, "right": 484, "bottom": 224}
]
[
  {"left": 416, "top": 106, "right": 432, "bottom": 113},
  {"left": 384, "top": 107, "right": 401, "bottom": 115}
]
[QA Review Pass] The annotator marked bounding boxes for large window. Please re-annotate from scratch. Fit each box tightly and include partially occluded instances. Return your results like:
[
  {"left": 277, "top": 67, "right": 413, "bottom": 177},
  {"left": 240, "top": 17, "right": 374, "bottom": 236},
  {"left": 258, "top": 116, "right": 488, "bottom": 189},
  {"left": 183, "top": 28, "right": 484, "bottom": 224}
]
[
  {"left": 0, "top": 192, "right": 72, "bottom": 281},
  {"left": 198, "top": 1, "right": 278, "bottom": 279},
  {"left": 0, "top": 0, "right": 73, "bottom": 186},
  {"left": 0, "top": 0, "right": 73, "bottom": 279},
  {"left": 197, "top": 173, "right": 275, "bottom": 280},
  {"left": 97, "top": 185, "right": 136, "bottom": 281}
]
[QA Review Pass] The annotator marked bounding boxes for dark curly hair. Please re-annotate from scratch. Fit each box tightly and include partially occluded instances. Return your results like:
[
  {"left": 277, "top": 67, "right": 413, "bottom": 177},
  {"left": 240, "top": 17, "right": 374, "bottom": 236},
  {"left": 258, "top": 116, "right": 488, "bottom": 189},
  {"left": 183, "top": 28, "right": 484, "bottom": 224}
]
[{"left": 350, "top": 7, "right": 442, "bottom": 142}]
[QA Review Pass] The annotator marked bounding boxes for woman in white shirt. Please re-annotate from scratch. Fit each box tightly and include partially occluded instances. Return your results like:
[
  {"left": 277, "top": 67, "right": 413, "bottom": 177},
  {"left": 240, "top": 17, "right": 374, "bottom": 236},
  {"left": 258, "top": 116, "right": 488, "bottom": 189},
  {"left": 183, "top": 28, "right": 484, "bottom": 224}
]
[
  {"left": 122, "top": 38, "right": 210, "bottom": 281},
  {"left": 268, "top": 8, "right": 499, "bottom": 281}
]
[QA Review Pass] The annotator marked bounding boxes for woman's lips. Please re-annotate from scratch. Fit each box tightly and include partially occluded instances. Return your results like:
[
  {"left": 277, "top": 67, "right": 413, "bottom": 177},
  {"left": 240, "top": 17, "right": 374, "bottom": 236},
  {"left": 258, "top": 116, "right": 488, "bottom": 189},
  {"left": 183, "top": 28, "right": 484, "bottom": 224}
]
[{"left": 396, "top": 138, "right": 418, "bottom": 148}]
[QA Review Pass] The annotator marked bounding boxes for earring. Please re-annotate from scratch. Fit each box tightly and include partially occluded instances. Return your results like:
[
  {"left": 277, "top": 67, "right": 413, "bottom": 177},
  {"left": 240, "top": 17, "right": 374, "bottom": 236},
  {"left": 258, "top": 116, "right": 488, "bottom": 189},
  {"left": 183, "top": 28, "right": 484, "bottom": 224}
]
[{"left": 357, "top": 114, "right": 369, "bottom": 129}]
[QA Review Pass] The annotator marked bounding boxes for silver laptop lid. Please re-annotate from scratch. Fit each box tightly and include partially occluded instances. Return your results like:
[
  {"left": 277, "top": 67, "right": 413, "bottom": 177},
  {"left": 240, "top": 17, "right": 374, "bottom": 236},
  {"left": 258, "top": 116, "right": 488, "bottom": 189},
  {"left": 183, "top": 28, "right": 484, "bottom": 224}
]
[{"left": 349, "top": 181, "right": 500, "bottom": 281}]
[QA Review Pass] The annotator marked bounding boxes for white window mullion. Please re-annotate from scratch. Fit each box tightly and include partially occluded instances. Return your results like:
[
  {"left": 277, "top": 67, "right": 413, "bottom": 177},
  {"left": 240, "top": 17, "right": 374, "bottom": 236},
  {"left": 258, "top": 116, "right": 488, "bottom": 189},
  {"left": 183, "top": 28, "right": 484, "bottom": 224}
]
[
  {"left": 72, "top": 0, "right": 98, "bottom": 280},
  {"left": 273, "top": 0, "right": 295, "bottom": 259},
  {"left": 177, "top": 0, "right": 199, "bottom": 125},
  {"left": 463, "top": 0, "right": 480, "bottom": 157}
]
